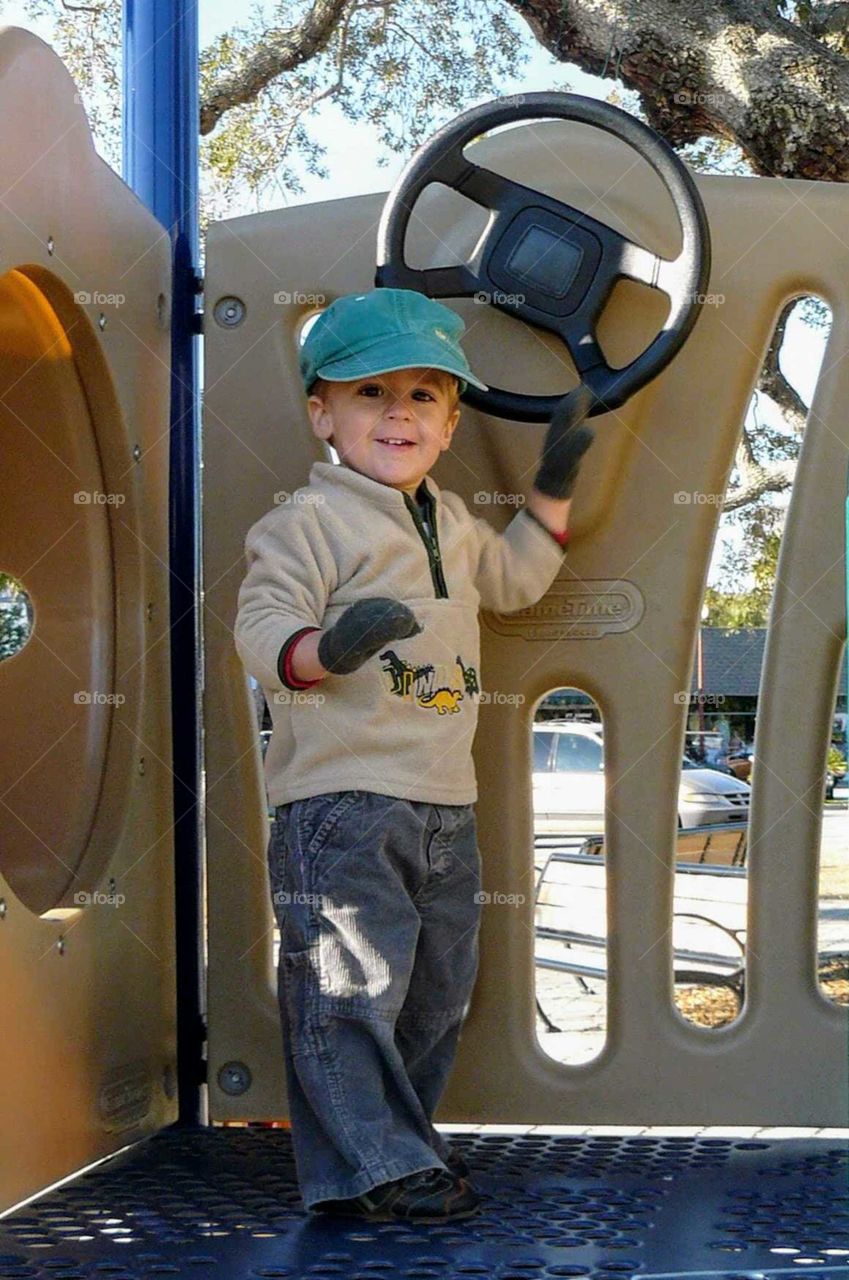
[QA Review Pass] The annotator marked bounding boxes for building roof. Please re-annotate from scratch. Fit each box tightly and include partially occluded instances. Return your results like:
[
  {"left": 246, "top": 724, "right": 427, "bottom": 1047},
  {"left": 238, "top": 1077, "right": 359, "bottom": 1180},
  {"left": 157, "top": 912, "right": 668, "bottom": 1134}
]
[
  {"left": 691, "top": 626, "right": 847, "bottom": 697},
  {"left": 692, "top": 627, "right": 764, "bottom": 697}
]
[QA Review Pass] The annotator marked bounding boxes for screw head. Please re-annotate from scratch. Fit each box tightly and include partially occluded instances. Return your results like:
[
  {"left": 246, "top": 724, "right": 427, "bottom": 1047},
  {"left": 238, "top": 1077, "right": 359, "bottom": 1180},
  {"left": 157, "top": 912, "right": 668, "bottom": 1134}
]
[
  {"left": 218, "top": 1061, "right": 252, "bottom": 1095},
  {"left": 213, "top": 296, "right": 246, "bottom": 328}
]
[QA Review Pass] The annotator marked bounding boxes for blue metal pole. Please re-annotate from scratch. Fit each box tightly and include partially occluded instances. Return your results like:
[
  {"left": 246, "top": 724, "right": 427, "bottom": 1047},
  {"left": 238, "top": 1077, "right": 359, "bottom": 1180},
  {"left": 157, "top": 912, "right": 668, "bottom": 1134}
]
[{"left": 122, "top": 0, "right": 205, "bottom": 1127}]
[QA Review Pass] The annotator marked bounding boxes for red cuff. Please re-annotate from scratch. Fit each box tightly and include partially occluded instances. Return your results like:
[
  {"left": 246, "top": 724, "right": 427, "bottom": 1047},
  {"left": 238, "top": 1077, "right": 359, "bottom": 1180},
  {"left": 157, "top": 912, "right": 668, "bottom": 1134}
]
[
  {"left": 526, "top": 507, "right": 570, "bottom": 547},
  {"left": 279, "top": 627, "right": 324, "bottom": 690}
]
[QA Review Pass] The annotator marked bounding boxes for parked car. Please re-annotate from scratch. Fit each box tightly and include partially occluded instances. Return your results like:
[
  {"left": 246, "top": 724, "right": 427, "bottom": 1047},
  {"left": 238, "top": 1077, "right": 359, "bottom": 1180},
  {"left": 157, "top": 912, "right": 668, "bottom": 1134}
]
[
  {"left": 703, "top": 752, "right": 736, "bottom": 776},
  {"left": 678, "top": 753, "right": 750, "bottom": 825},
  {"left": 724, "top": 749, "right": 753, "bottom": 783},
  {"left": 533, "top": 722, "right": 750, "bottom": 834},
  {"left": 718, "top": 749, "right": 838, "bottom": 795},
  {"left": 827, "top": 748, "right": 847, "bottom": 798}
]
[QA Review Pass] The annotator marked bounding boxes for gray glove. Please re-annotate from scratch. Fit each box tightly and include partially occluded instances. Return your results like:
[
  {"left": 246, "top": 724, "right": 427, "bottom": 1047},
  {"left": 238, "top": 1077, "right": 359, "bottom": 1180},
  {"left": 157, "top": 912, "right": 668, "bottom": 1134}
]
[
  {"left": 317, "top": 597, "right": 422, "bottom": 675},
  {"left": 533, "top": 383, "right": 597, "bottom": 500}
]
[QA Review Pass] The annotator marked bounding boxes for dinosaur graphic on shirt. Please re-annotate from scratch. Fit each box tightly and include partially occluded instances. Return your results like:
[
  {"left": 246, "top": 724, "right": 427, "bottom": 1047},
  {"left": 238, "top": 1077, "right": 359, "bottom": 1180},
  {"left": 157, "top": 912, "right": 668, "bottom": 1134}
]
[
  {"left": 417, "top": 688, "right": 463, "bottom": 714},
  {"left": 379, "top": 649, "right": 435, "bottom": 697},
  {"left": 455, "top": 654, "right": 480, "bottom": 695},
  {"left": 379, "top": 648, "right": 478, "bottom": 714}
]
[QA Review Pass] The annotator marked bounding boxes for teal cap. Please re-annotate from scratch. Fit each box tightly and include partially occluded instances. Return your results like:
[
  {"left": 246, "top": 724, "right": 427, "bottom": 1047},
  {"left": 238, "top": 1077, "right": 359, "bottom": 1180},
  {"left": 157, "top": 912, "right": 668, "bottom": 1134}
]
[{"left": 299, "top": 288, "right": 488, "bottom": 395}]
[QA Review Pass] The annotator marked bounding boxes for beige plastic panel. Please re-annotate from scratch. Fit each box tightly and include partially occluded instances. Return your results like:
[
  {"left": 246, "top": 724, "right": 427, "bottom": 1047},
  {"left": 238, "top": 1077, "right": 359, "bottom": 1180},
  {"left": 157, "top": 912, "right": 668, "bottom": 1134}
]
[
  {"left": 205, "top": 118, "right": 848, "bottom": 1125},
  {"left": 0, "top": 28, "right": 177, "bottom": 1210}
]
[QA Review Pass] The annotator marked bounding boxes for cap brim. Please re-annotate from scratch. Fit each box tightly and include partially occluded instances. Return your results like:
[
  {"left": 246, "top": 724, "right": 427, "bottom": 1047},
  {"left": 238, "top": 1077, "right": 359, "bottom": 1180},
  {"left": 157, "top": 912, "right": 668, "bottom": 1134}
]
[{"left": 315, "top": 336, "right": 488, "bottom": 393}]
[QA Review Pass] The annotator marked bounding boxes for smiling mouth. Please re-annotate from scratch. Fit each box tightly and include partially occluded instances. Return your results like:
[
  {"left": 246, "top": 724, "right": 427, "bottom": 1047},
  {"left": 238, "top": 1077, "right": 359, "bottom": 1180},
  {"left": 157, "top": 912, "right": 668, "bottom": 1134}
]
[{"left": 376, "top": 438, "right": 416, "bottom": 448}]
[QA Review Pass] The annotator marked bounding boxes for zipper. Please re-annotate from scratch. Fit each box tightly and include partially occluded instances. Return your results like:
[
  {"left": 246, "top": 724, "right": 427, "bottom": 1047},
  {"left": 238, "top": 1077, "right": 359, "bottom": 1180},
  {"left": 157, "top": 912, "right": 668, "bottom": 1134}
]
[{"left": 403, "top": 489, "right": 449, "bottom": 599}]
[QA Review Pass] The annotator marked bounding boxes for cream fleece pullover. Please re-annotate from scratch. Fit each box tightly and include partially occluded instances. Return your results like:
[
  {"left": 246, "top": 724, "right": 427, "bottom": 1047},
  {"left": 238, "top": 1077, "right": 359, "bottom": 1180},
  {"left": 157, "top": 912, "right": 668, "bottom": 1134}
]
[{"left": 234, "top": 461, "right": 566, "bottom": 805}]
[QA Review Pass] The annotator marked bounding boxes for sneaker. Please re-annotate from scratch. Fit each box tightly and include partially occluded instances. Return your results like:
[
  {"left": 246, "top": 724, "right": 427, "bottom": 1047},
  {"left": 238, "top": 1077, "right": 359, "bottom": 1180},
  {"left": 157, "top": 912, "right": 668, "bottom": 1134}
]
[
  {"left": 315, "top": 1166, "right": 480, "bottom": 1223},
  {"left": 444, "top": 1146, "right": 470, "bottom": 1178}
]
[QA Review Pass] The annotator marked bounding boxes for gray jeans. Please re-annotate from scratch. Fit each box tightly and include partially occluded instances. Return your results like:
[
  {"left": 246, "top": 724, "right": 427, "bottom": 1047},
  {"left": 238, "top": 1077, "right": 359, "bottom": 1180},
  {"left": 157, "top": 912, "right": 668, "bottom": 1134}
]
[{"left": 267, "top": 789, "right": 482, "bottom": 1210}]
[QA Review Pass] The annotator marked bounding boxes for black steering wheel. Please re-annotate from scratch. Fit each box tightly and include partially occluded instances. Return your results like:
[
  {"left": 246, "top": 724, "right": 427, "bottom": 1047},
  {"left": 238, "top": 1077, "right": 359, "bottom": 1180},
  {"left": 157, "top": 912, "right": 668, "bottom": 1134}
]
[{"left": 375, "top": 92, "right": 711, "bottom": 423}]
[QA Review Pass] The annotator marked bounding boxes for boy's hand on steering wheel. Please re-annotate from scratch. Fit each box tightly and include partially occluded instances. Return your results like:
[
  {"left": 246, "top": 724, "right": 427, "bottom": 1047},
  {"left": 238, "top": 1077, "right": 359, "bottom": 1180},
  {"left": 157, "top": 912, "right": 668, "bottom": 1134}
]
[
  {"left": 318, "top": 597, "right": 422, "bottom": 675},
  {"left": 533, "top": 384, "right": 597, "bottom": 501}
]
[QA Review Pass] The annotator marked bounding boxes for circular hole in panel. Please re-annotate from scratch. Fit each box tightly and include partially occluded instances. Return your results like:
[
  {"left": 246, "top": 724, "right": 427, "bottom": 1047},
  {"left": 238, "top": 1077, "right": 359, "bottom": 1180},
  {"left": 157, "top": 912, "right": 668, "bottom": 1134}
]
[{"left": 0, "top": 576, "right": 33, "bottom": 660}]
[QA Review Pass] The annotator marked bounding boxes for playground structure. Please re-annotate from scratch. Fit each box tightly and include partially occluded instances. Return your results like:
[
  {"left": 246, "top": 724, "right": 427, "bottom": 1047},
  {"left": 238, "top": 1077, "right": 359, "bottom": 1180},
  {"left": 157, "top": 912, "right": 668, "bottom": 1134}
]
[{"left": 1, "top": 3, "right": 848, "bottom": 1276}]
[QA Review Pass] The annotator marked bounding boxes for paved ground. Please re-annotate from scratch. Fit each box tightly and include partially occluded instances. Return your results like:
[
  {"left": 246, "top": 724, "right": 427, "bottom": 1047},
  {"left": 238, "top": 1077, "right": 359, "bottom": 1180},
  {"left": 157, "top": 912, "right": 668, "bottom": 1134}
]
[{"left": 820, "top": 799, "right": 849, "bottom": 863}]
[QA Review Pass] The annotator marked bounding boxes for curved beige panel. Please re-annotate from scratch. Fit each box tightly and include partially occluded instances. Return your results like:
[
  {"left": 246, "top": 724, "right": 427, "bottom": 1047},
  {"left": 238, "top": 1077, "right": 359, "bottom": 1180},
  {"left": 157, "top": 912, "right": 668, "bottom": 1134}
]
[
  {"left": 204, "top": 123, "right": 848, "bottom": 1125},
  {"left": 0, "top": 27, "right": 177, "bottom": 1210},
  {"left": 0, "top": 269, "right": 114, "bottom": 915}
]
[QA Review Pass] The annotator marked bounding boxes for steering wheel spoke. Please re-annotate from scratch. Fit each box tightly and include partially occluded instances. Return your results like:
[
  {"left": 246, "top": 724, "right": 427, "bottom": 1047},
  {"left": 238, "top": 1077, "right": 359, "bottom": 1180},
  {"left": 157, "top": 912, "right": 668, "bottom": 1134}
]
[
  {"left": 563, "top": 329, "right": 608, "bottom": 380},
  {"left": 618, "top": 238, "right": 677, "bottom": 297},
  {"left": 415, "top": 263, "right": 480, "bottom": 299},
  {"left": 453, "top": 161, "right": 518, "bottom": 213},
  {"left": 376, "top": 259, "right": 480, "bottom": 298}
]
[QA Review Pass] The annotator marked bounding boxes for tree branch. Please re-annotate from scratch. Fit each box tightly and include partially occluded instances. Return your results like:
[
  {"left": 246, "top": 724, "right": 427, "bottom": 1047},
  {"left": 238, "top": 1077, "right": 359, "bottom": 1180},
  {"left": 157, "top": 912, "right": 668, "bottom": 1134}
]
[
  {"left": 266, "top": 4, "right": 360, "bottom": 174},
  {"left": 724, "top": 446, "right": 796, "bottom": 511},
  {"left": 809, "top": 1, "right": 849, "bottom": 56},
  {"left": 507, "top": 0, "right": 849, "bottom": 179},
  {"left": 200, "top": 0, "right": 352, "bottom": 136},
  {"left": 758, "top": 300, "right": 809, "bottom": 432}
]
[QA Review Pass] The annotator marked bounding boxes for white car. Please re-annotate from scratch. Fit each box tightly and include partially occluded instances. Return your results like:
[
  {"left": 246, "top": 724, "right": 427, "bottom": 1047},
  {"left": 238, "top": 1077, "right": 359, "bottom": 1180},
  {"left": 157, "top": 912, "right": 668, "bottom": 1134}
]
[{"left": 533, "top": 722, "right": 750, "bottom": 834}]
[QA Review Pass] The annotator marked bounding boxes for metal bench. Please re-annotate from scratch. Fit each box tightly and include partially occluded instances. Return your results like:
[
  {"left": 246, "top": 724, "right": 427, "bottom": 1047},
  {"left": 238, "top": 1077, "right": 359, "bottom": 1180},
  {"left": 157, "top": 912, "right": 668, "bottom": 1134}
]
[{"left": 534, "top": 825, "right": 749, "bottom": 1030}]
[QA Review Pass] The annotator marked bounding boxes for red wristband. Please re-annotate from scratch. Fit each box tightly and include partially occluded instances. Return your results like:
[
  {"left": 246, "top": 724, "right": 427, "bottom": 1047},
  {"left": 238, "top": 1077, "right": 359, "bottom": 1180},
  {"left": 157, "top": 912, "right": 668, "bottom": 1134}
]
[
  {"left": 279, "top": 627, "right": 324, "bottom": 690},
  {"left": 527, "top": 507, "right": 570, "bottom": 547}
]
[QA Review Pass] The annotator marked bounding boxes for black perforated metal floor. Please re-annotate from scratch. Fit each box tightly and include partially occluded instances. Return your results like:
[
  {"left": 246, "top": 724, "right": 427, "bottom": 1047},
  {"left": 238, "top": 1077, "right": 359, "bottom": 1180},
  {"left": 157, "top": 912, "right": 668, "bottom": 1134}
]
[{"left": 1, "top": 1127, "right": 848, "bottom": 1279}]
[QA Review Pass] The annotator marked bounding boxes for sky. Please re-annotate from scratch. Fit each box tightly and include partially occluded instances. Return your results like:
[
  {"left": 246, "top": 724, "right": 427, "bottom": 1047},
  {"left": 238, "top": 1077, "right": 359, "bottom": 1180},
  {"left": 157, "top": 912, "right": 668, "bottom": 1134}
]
[
  {"left": 0, "top": 0, "right": 830, "bottom": 590},
  {"left": 196, "top": 0, "right": 607, "bottom": 209}
]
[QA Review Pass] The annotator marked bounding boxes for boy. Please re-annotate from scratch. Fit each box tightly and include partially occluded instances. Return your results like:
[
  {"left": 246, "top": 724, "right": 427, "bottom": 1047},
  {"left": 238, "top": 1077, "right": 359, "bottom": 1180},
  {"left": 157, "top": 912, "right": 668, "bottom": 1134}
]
[{"left": 234, "top": 287, "right": 593, "bottom": 1224}]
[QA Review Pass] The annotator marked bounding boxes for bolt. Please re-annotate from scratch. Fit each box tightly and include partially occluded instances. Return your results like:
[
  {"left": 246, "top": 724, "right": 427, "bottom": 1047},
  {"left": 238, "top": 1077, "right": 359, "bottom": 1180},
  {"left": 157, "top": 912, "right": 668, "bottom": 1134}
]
[
  {"left": 218, "top": 1061, "right": 252, "bottom": 1095},
  {"left": 213, "top": 296, "right": 246, "bottom": 328}
]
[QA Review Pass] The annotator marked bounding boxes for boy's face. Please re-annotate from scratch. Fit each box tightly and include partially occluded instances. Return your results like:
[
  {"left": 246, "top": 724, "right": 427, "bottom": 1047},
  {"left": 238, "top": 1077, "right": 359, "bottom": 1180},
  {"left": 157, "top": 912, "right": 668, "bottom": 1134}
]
[{"left": 307, "top": 367, "right": 461, "bottom": 495}]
